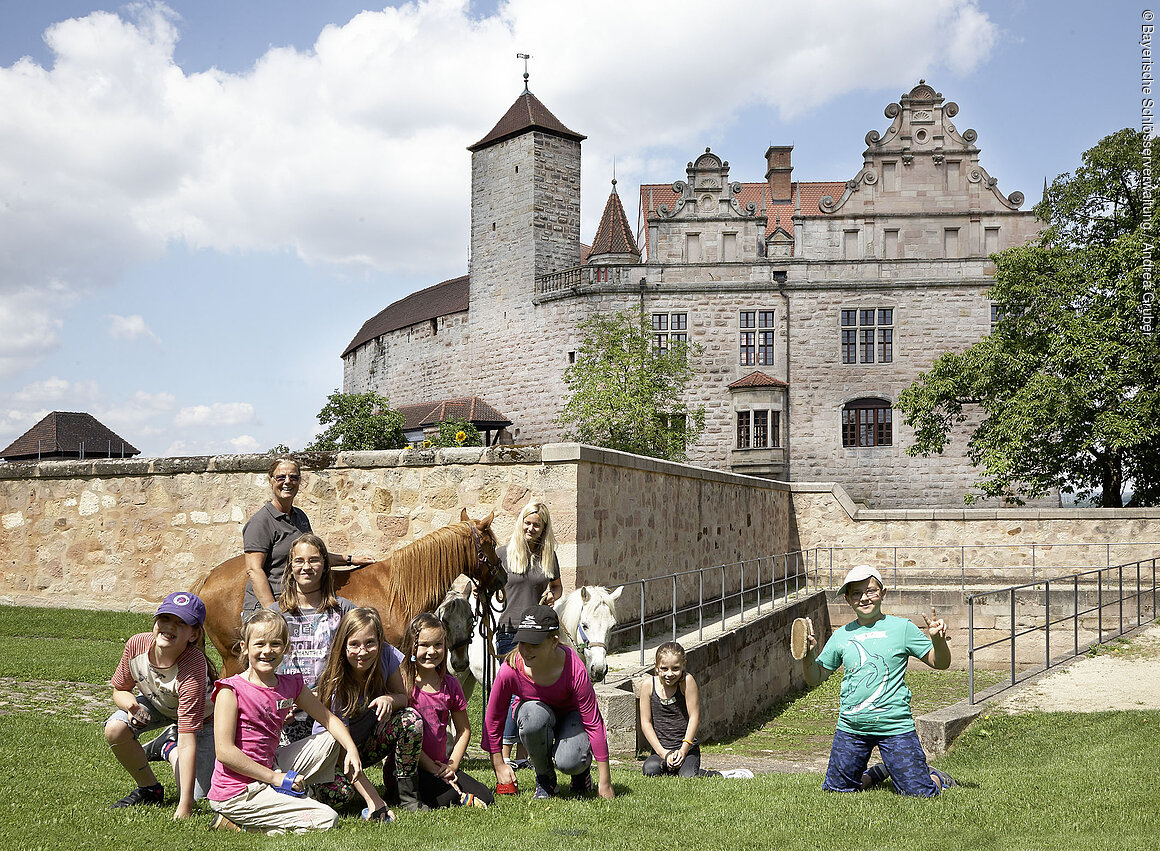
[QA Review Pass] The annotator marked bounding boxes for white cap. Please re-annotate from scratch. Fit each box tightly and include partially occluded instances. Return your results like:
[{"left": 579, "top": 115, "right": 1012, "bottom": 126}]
[{"left": 835, "top": 564, "right": 885, "bottom": 599}]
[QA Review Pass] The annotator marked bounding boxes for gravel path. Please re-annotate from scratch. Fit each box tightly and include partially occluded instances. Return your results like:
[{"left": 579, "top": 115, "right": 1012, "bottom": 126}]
[{"left": 996, "top": 621, "right": 1160, "bottom": 713}]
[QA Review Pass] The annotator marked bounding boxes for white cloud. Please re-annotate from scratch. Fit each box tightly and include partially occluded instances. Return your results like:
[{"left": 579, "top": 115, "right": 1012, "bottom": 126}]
[
  {"left": 107, "top": 314, "right": 161, "bottom": 343},
  {"left": 229, "top": 434, "right": 260, "bottom": 452},
  {"left": 174, "top": 402, "right": 257, "bottom": 427},
  {"left": 0, "top": 0, "right": 999, "bottom": 370}
]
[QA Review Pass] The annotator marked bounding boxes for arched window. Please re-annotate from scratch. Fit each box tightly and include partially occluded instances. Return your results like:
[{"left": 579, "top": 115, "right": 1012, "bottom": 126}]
[{"left": 842, "top": 398, "right": 892, "bottom": 447}]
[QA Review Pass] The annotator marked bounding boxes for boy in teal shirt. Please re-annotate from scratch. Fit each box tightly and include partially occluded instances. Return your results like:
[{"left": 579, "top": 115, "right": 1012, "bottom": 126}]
[{"left": 798, "top": 564, "right": 956, "bottom": 796}]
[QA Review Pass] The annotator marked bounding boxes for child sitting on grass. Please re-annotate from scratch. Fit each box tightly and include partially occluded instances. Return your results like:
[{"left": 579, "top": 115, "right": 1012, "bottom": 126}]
[{"left": 797, "top": 564, "right": 957, "bottom": 797}]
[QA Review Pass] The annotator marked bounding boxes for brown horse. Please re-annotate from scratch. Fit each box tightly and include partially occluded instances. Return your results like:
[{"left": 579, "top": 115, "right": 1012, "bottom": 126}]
[{"left": 195, "top": 509, "right": 505, "bottom": 676}]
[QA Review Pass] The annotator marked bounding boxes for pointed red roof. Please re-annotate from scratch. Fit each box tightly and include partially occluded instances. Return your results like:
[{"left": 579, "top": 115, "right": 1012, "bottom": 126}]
[
  {"left": 588, "top": 180, "right": 640, "bottom": 259},
  {"left": 0, "top": 411, "right": 141, "bottom": 461},
  {"left": 728, "top": 371, "right": 788, "bottom": 389},
  {"left": 468, "top": 90, "right": 586, "bottom": 152}
]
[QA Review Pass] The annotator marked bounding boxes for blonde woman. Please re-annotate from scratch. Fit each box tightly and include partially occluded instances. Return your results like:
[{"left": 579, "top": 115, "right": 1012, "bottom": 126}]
[{"left": 493, "top": 502, "right": 564, "bottom": 767}]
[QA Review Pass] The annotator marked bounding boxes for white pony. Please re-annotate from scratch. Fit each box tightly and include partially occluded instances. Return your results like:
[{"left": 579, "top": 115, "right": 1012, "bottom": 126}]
[
  {"left": 458, "top": 584, "right": 623, "bottom": 703},
  {"left": 434, "top": 581, "right": 475, "bottom": 676}
]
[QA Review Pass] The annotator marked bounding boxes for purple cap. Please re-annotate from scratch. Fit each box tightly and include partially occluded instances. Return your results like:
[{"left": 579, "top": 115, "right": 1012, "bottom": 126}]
[{"left": 155, "top": 591, "right": 207, "bottom": 627}]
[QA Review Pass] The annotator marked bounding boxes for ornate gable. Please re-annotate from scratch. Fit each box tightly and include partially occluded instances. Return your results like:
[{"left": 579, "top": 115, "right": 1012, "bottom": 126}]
[
  {"left": 820, "top": 80, "right": 1026, "bottom": 215},
  {"left": 655, "top": 148, "right": 761, "bottom": 222}
]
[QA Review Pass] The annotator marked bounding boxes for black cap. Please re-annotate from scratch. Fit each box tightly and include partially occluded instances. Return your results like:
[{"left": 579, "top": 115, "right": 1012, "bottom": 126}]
[{"left": 511, "top": 605, "right": 560, "bottom": 644}]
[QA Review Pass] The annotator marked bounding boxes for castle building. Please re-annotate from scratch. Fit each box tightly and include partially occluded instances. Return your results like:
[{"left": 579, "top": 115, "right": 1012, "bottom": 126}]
[{"left": 342, "top": 81, "right": 1041, "bottom": 507}]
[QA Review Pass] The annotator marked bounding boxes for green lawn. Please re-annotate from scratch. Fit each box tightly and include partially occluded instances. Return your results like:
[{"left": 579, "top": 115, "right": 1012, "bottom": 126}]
[{"left": 1, "top": 605, "right": 1156, "bottom": 850}]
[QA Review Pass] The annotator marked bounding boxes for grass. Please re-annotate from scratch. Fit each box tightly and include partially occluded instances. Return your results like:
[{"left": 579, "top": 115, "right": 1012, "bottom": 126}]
[{"left": 1, "top": 605, "right": 1156, "bottom": 850}]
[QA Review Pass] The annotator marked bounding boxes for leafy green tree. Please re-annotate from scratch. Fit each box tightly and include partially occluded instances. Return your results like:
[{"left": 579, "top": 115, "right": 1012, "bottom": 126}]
[
  {"left": 430, "top": 418, "right": 481, "bottom": 448},
  {"left": 556, "top": 309, "right": 706, "bottom": 462},
  {"left": 898, "top": 129, "right": 1160, "bottom": 506},
  {"left": 305, "top": 390, "right": 406, "bottom": 452}
]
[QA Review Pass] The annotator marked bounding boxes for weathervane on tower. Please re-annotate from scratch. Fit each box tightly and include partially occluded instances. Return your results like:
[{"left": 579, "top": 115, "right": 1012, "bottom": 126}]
[{"left": 517, "top": 52, "right": 531, "bottom": 92}]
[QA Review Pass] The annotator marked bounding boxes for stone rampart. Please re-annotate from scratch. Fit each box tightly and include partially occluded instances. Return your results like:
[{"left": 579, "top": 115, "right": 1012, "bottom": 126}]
[{"left": 0, "top": 445, "right": 792, "bottom": 617}]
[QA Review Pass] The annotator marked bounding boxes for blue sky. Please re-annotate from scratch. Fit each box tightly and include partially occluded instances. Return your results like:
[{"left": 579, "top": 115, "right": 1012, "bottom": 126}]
[{"left": 0, "top": 0, "right": 1139, "bottom": 456}]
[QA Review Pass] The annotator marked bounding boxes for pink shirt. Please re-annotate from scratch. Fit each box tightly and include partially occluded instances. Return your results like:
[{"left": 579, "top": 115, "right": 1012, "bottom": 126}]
[
  {"left": 483, "top": 645, "right": 609, "bottom": 762},
  {"left": 411, "top": 674, "right": 467, "bottom": 764},
  {"left": 208, "top": 673, "right": 303, "bottom": 801}
]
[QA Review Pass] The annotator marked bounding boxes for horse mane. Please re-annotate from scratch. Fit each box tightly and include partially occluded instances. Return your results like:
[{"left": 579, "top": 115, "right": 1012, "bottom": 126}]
[{"left": 388, "top": 522, "right": 477, "bottom": 615}]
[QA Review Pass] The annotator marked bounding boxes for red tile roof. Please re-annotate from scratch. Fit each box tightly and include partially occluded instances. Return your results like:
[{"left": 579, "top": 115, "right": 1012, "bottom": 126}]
[
  {"left": 468, "top": 90, "right": 586, "bottom": 152},
  {"left": 728, "top": 371, "right": 788, "bottom": 389},
  {"left": 0, "top": 411, "right": 141, "bottom": 461},
  {"left": 588, "top": 181, "right": 640, "bottom": 258},
  {"left": 397, "top": 397, "right": 511, "bottom": 430},
  {"left": 343, "top": 275, "right": 469, "bottom": 357}
]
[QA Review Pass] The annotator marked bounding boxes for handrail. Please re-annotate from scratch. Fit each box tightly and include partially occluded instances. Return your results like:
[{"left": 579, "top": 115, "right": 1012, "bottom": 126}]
[{"left": 966, "top": 558, "right": 1159, "bottom": 703}]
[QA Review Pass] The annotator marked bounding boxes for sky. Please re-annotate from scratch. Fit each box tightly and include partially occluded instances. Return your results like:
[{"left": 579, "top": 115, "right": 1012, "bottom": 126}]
[{"left": 0, "top": 0, "right": 1141, "bottom": 457}]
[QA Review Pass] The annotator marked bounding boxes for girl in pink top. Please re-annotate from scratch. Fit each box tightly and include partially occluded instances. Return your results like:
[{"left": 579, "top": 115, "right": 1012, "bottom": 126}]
[
  {"left": 400, "top": 613, "right": 492, "bottom": 809},
  {"left": 485, "top": 605, "right": 614, "bottom": 800},
  {"left": 207, "top": 610, "right": 375, "bottom": 833}
]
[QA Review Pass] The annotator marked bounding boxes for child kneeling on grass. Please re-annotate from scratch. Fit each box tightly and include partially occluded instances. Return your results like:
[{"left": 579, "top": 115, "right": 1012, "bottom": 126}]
[
  {"left": 105, "top": 591, "right": 216, "bottom": 819},
  {"left": 796, "top": 564, "right": 957, "bottom": 797},
  {"left": 638, "top": 641, "right": 751, "bottom": 779}
]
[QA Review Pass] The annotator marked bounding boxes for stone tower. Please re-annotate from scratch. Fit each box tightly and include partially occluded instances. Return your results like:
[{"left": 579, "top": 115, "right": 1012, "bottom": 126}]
[{"left": 464, "top": 86, "right": 584, "bottom": 438}]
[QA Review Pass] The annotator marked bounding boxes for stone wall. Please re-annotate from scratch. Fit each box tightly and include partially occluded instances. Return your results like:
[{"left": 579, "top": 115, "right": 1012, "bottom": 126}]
[{"left": 0, "top": 444, "right": 792, "bottom": 617}]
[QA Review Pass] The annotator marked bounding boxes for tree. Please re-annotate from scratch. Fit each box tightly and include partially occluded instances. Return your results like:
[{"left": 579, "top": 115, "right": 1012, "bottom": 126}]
[
  {"left": 305, "top": 390, "right": 406, "bottom": 452},
  {"left": 430, "top": 418, "right": 481, "bottom": 448},
  {"left": 898, "top": 129, "right": 1160, "bottom": 506},
  {"left": 556, "top": 309, "right": 706, "bottom": 462}
]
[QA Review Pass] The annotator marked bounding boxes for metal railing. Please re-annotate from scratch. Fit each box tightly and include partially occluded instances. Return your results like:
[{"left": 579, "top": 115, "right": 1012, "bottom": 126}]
[
  {"left": 812, "top": 542, "right": 1160, "bottom": 591},
  {"left": 966, "top": 558, "right": 1159, "bottom": 703},
  {"left": 608, "top": 550, "right": 814, "bottom": 665}
]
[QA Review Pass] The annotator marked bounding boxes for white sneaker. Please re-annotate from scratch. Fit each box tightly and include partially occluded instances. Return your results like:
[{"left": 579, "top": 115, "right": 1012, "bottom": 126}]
[{"left": 720, "top": 768, "right": 754, "bottom": 779}]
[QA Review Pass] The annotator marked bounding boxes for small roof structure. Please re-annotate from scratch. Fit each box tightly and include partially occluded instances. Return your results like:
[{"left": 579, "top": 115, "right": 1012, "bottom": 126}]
[
  {"left": 342, "top": 275, "right": 469, "bottom": 357},
  {"left": 0, "top": 411, "right": 141, "bottom": 462},
  {"left": 728, "top": 371, "right": 789, "bottom": 389},
  {"left": 588, "top": 179, "right": 641, "bottom": 262}
]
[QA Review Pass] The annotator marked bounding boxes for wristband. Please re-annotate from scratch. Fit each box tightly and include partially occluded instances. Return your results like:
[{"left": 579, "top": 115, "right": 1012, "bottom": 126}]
[{"left": 682, "top": 739, "right": 694, "bottom": 745}]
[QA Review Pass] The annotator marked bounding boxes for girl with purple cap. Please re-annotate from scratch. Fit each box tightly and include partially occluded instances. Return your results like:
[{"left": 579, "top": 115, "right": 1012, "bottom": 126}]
[{"left": 104, "top": 590, "right": 217, "bottom": 819}]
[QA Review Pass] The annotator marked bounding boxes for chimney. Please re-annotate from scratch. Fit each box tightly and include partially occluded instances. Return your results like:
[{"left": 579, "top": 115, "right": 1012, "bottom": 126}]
[{"left": 765, "top": 144, "right": 793, "bottom": 202}]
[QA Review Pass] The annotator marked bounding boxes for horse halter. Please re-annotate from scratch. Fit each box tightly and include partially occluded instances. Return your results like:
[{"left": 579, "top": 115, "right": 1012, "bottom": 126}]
[
  {"left": 575, "top": 621, "right": 605, "bottom": 653},
  {"left": 466, "top": 520, "right": 505, "bottom": 602}
]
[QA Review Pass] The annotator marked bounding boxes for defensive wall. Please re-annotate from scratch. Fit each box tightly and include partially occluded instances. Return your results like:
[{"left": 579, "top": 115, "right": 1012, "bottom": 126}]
[{"left": 3, "top": 446, "right": 1158, "bottom": 750}]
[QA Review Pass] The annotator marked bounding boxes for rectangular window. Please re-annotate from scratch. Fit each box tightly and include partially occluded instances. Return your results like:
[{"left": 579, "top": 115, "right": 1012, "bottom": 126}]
[
  {"left": 843, "top": 307, "right": 894, "bottom": 365},
  {"left": 944, "top": 227, "right": 960, "bottom": 258},
  {"left": 687, "top": 233, "right": 701, "bottom": 263},
  {"left": 946, "top": 161, "right": 960, "bottom": 190},
  {"left": 723, "top": 232, "right": 738, "bottom": 262},
  {"left": 736, "top": 411, "right": 751, "bottom": 449},
  {"left": 740, "top": 311, "right": 772, "bottom": 365},
  {"left": 758, "top": 331, "right": 775, "bottom": 366},
  {"left": 740, "top": 331, "right": 755, "bottom": 365},
  {"left": 844, "top": 230, "right": 860, "bottom": 260},
  {"left": 770, "top": 412, "right": 780, "bottom": 448},
  {"left": 985, "top": 226, "right": 999, "bottom": 256},
  {"left": 884, "top": 229, "right": 899, "bottom": 259},
  {"left": 653, "top": 312, "right": 687, "bottom": 353},
  {"left": 753, "top": 410, "right": 768, "bottom": 448},
  {"left": 881, "top": 161, "right": 897, "bottom": 192},
  {"left": 841, "top": 310, "right": 857, "bottom": 364}
]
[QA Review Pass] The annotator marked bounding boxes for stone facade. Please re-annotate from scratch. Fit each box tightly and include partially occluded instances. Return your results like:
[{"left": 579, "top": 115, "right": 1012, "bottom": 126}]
[{"left": 342, "top": 82, "right": 1041, "bottom": 507}]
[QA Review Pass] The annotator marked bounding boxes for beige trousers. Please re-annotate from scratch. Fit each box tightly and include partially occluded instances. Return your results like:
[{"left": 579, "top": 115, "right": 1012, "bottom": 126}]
[{"left": 210, "top": 732, "right": 341, "bottom": 834}]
